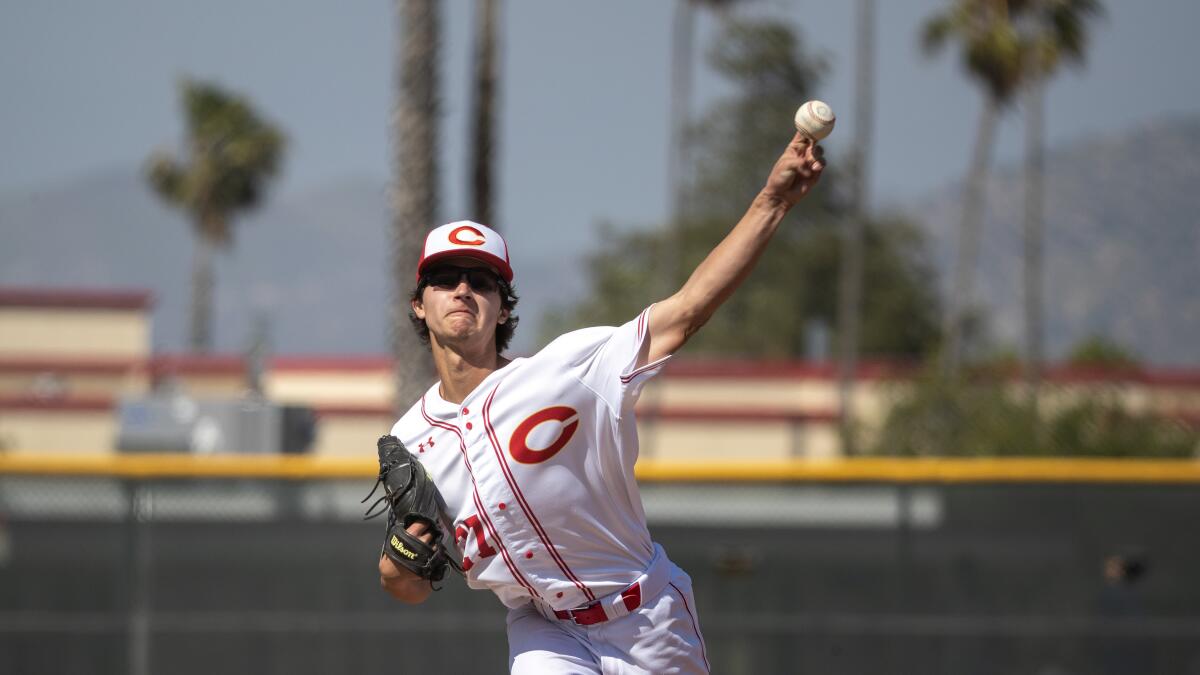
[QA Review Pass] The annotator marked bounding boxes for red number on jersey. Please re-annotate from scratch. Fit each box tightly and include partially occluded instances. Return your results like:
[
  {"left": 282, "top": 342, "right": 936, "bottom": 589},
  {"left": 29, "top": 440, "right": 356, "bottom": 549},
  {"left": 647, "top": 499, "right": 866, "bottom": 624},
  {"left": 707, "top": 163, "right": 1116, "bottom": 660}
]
[
  {"left": 455, "top": 513, "right": 498, "bottom": 571},
  {"left": 508, "top": 405, "right": 580, "bottom": 464}
]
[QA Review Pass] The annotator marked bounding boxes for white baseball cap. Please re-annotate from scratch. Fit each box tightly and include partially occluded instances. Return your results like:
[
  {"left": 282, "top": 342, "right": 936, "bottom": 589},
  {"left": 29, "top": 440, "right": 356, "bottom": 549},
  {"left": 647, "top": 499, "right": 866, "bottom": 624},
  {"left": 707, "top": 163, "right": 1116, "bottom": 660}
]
[{"left": 417, "top": 220, "right": 513, "bottom": 283}]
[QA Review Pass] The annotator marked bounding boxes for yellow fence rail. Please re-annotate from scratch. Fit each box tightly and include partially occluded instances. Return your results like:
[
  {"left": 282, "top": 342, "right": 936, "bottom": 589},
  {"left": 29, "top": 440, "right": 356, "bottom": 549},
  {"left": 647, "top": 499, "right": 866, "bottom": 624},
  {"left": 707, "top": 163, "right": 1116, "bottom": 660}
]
[{"left": 1, "top": 452, "right": 1199, "bottom": 483}]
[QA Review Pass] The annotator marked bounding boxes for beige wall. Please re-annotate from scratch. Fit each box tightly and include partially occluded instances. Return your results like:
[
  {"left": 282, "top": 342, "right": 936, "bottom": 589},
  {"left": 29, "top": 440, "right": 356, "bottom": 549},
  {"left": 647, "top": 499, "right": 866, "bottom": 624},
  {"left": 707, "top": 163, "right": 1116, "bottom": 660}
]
[
  {"left": 158, "top": 373, "right": 247, "bottom": 399},
  {"left": 640, "top": 376, "right": 887, "bottom": 458},
  {"left": 0, "top": 308, "right": 148, "bottom": 359},
  {"left": 0, "top": 409, "right": 115, "bottom": 454},
  {"left": 638, "top": 417, "right": 840, "bottom": 461},
  {"left": 0, "top": 369, "right": 146, "bottom": 400},
  {"left": 267, "top": 370, "right": 392, "bottom": 408},
  {"left": 643, "top": 378, "right": 840, "bottom": 411},
  {"left": 1148, "top": 388, "right": 1200, "bottom": 413},
  {"left": 313, "top": 413, "right": 394, "bottom": 457}
]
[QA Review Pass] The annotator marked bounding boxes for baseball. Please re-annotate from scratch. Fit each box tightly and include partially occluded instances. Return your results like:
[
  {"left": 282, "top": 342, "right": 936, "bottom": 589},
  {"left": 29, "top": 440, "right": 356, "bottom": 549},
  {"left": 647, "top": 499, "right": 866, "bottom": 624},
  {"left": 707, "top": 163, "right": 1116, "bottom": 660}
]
[{"left": 794, "top": 100, "right": 835, "bottom": 142}]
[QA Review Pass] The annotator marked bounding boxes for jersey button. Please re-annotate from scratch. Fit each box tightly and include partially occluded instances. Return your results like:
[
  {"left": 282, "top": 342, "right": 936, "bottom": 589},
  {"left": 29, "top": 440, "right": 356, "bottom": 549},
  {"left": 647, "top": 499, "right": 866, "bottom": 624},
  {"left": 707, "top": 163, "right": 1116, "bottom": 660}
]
[
  {"left": 465, "top": 422, "right": 474, "bottom": 430},
  {"left": 525, "top": 550, "right": 534, "bottom": 559},
  {"left": 461, "top": 407, "right": 469, "bottom": 415},
  {"left": 498, "top": 502, "right": 506, "bottom": 510}
]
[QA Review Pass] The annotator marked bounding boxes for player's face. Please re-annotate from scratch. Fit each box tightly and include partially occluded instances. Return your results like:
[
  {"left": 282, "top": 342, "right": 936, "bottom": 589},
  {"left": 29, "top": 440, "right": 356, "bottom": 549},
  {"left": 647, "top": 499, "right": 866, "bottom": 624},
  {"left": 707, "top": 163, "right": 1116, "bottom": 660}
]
[{"left": 413, "top": 258, "right": 509, "bottom": 350}]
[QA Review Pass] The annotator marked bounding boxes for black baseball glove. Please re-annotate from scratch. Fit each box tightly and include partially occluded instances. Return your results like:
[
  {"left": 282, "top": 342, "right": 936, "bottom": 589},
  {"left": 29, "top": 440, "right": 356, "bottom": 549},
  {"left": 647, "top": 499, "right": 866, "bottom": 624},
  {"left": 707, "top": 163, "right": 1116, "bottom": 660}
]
[{"left": 362, "top": 435, "right": 460, "bottom": 584}]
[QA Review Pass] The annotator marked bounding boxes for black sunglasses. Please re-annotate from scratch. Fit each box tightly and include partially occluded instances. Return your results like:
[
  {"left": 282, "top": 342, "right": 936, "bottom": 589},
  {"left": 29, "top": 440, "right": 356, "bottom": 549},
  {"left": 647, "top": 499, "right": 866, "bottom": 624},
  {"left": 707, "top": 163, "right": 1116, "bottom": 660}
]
[{"left": 423, "top": 266, "right": 502, "bottom": 293}]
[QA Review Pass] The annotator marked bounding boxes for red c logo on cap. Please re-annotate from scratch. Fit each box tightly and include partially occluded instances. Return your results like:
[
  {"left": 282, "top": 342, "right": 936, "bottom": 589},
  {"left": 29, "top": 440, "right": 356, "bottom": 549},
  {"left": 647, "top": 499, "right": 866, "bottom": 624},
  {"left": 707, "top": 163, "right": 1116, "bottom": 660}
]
[
  {"left": 509, "top": 406, "right": 579, "bottom": 464},
  {"left": 449, "top": 226, "right": 486, "bottom": 246}
]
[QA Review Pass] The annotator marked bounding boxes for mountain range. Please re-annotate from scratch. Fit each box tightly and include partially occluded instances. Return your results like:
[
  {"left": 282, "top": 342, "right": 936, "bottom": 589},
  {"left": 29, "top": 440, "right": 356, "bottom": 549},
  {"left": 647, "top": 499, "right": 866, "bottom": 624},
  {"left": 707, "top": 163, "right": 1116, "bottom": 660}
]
[
  {"left": 2, "top": 115, "right": 1198, "bottom": 365},
  {"left": 908, "top": 114, "right": 1200, "bottom": 365}
]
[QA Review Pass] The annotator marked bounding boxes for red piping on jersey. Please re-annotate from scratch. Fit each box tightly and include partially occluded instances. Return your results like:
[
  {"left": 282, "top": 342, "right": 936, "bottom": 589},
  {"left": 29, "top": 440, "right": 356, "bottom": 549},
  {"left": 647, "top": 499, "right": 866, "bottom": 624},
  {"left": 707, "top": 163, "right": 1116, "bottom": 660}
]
[
  {"left": 420, "top": 397, "right": 543, "bottom": 601},
  {"left": 619, "top": 359, "right": 666, "bottom": 385},
  {"left": 669, "top": 582, "right": 710, "bottom": 672},
  {"left": 620, "top": 307, "right": 661, "bottom": 385},
  {"left": 482, "top": 383, "right": 597, "bottom": 603}
]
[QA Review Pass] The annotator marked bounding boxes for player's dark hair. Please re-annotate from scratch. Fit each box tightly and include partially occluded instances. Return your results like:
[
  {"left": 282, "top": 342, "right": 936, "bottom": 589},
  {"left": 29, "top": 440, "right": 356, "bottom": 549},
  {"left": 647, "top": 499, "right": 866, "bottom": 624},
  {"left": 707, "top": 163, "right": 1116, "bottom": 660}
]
[{"left": 408, "top": 276, "right": 520, "bottom": 353}]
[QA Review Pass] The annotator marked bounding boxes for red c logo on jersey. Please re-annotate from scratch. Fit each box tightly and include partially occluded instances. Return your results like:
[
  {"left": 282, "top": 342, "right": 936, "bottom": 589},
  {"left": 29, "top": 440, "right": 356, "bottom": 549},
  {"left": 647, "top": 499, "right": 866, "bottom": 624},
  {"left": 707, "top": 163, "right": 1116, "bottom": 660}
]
[
  {"left": 509, "top": 406, "right": 579, "bottom": 464},
  {"left": 448, "top": 225, "right": 486, "bottom": 246}
]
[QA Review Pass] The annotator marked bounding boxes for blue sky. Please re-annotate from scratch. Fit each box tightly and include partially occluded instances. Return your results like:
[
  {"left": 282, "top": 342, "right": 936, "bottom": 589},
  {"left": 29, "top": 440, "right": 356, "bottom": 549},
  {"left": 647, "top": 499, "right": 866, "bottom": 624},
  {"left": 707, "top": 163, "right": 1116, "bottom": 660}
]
[{"left": 3, "top": 0, "right": 1198, "bottom": 249}]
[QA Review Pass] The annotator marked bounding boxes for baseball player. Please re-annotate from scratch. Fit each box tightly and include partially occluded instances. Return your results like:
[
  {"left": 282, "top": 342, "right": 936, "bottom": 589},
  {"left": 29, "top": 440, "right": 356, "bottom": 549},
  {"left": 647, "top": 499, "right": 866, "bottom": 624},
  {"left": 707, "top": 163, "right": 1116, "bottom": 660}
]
[{"left": 377, "top": 131, "right": 825, "bottom": 673}]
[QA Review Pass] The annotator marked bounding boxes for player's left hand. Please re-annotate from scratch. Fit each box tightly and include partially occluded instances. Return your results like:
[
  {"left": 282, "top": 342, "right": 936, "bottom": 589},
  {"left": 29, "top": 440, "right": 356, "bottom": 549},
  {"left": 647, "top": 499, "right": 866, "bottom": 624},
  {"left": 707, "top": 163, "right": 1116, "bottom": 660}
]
[
  {"left": 761, "top": 133, "right": 826, "bottom": 208},
  {"left": 362, "top": 435, "right": 461, "bottom": 584}
]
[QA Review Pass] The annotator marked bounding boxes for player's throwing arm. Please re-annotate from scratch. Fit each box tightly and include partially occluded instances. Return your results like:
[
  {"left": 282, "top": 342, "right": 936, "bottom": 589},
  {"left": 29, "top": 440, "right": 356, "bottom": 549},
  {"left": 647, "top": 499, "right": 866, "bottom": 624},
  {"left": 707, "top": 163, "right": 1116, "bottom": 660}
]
[{"left": 645, "top": 101, "right": 832, "bottom": 364}]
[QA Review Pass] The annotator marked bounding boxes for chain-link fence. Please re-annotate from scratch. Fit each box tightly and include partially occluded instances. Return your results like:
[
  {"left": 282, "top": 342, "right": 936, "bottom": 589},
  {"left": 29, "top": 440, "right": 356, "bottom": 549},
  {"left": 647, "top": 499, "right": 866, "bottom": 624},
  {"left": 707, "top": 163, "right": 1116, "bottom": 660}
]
[{"left": 2, "top": 470, "right": 1200, "bottom": 674}]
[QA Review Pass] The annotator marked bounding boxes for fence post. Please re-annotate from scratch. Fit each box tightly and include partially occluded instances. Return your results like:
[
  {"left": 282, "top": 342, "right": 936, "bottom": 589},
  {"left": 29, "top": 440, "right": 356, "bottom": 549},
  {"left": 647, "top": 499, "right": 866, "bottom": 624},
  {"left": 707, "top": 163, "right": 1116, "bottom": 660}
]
[{"left": 125, "top": 480, "right": 152, "bottom": 675}]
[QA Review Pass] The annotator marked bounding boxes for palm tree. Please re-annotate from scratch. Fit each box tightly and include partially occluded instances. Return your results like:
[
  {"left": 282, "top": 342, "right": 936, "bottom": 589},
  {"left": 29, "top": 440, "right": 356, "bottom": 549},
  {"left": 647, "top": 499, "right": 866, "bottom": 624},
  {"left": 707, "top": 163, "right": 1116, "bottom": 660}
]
[
  {"left": 922, "top": 0, "right": 1025, "bottom": 378},
  {"left": 470, "top": 0, "right": 500, "bottom": 228},
  {"left": 146, "top": 79, "right": 285, "bottom": 353},
  {"left": 391, "top": 0, "right": 441, "bottom": 410},
  {"left": 1016, "top": 0, "right": 1103, "bottom": 399}
]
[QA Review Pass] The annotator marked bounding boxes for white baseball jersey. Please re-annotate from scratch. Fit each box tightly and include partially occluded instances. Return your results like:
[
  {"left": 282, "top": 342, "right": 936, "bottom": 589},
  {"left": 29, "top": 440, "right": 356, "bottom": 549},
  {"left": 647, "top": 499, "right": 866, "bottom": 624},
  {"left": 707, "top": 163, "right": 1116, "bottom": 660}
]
[{"left": 390, "top": 306, "right": 669, "bottom": 611}]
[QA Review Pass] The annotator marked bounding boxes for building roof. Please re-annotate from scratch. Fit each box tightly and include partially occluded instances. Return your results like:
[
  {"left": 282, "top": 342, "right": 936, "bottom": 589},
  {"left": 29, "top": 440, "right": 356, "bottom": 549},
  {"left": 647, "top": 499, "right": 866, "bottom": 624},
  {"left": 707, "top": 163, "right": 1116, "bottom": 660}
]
[{"left": 0, "top": 287, "right": 153, "bottom": 310}]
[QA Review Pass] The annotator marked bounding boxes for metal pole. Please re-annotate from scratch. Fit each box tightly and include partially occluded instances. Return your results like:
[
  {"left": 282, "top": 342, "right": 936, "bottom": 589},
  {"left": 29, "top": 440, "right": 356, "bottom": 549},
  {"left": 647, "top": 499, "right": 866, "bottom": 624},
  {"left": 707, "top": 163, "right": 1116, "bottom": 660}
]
[
  {"left": 667, "top": 0, "right": 696, "bottom": 285},
  {"left": 837, "top": 0, "right": 875, "bottom": 455}
]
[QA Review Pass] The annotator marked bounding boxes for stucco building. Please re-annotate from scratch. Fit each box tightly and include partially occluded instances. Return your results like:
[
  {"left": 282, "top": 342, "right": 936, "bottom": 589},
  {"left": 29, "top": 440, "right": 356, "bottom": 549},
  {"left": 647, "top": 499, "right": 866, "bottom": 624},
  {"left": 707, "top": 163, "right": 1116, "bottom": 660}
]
[{"left": 2, "top": 287, "right": 1198, "bottom": 458}]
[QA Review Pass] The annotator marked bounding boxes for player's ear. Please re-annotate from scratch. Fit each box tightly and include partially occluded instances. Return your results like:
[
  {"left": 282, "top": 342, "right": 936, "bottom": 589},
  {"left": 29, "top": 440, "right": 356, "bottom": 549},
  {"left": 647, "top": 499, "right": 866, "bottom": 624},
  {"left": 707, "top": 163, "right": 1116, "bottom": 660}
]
[
  {"left": 497, "top": 308, "right": 509, "bottom": 325},
  {"left": 411, "top": 297, "right": 426, "bottom": 320}
]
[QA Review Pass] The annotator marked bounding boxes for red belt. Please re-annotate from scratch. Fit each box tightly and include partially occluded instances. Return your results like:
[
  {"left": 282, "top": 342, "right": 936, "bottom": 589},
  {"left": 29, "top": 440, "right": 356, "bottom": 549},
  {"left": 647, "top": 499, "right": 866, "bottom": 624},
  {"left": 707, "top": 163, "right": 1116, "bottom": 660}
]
[{"left": 553, "top": 582, "right": 643, "bottom": 625}]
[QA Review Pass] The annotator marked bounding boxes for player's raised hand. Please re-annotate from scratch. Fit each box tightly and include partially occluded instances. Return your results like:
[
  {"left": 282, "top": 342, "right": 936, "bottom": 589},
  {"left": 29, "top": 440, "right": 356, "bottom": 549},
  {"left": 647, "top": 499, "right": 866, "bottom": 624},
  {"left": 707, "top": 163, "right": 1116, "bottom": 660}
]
[
  {"left": 762, "top": 100, "right": 833, "bottom": 208},
  {"left": 762, "top": 133, "right": 826, "bottom": 208}
]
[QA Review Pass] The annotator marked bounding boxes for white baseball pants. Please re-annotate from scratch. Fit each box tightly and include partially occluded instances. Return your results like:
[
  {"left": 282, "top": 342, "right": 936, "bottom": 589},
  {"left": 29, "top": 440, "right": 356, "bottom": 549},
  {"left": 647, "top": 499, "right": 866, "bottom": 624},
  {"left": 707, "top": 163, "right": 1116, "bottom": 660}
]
[{"left": 506, "top": 565, "right": 710, "bottom": 674}]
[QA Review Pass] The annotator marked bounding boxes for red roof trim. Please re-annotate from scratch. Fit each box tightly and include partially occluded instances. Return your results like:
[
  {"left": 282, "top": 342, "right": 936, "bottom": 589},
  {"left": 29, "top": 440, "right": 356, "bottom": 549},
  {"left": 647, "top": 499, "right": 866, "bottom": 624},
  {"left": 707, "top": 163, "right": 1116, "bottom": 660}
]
[
  {"left": 0, "top": 395, "right": 115, "bottom": 412},
  {"left": 636, "top": 406, "right": 841, "bottom": 424},
  {"left": 1032, "top": 366, "right": 1200, "bottom": 388},
  {"left": 660, "top": 360, "right": 1200, "bottom": 387},
  {"left": 0, "top": 357, "right": 141, "bottom": 374},
  {"left": 0, "top": 287, "right": 153, "bottom": 310},
  {"left": 271, "top": 356, "right": 393, "bottom": 372},
  {"left": 312, "top": 405, "right": 393, "bottom": 418},
  {"left": 149, "top": 355, "right": 245, "bottom": 375},
  {"left": 661, "top": 359, "right": 918, "bottom": 381},
  {"left": 1, "top": 349, "right": 1196, "bottom": 388},
  {"left": 1142, "top": 371, "right": 1200, "bottom": 387}
]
